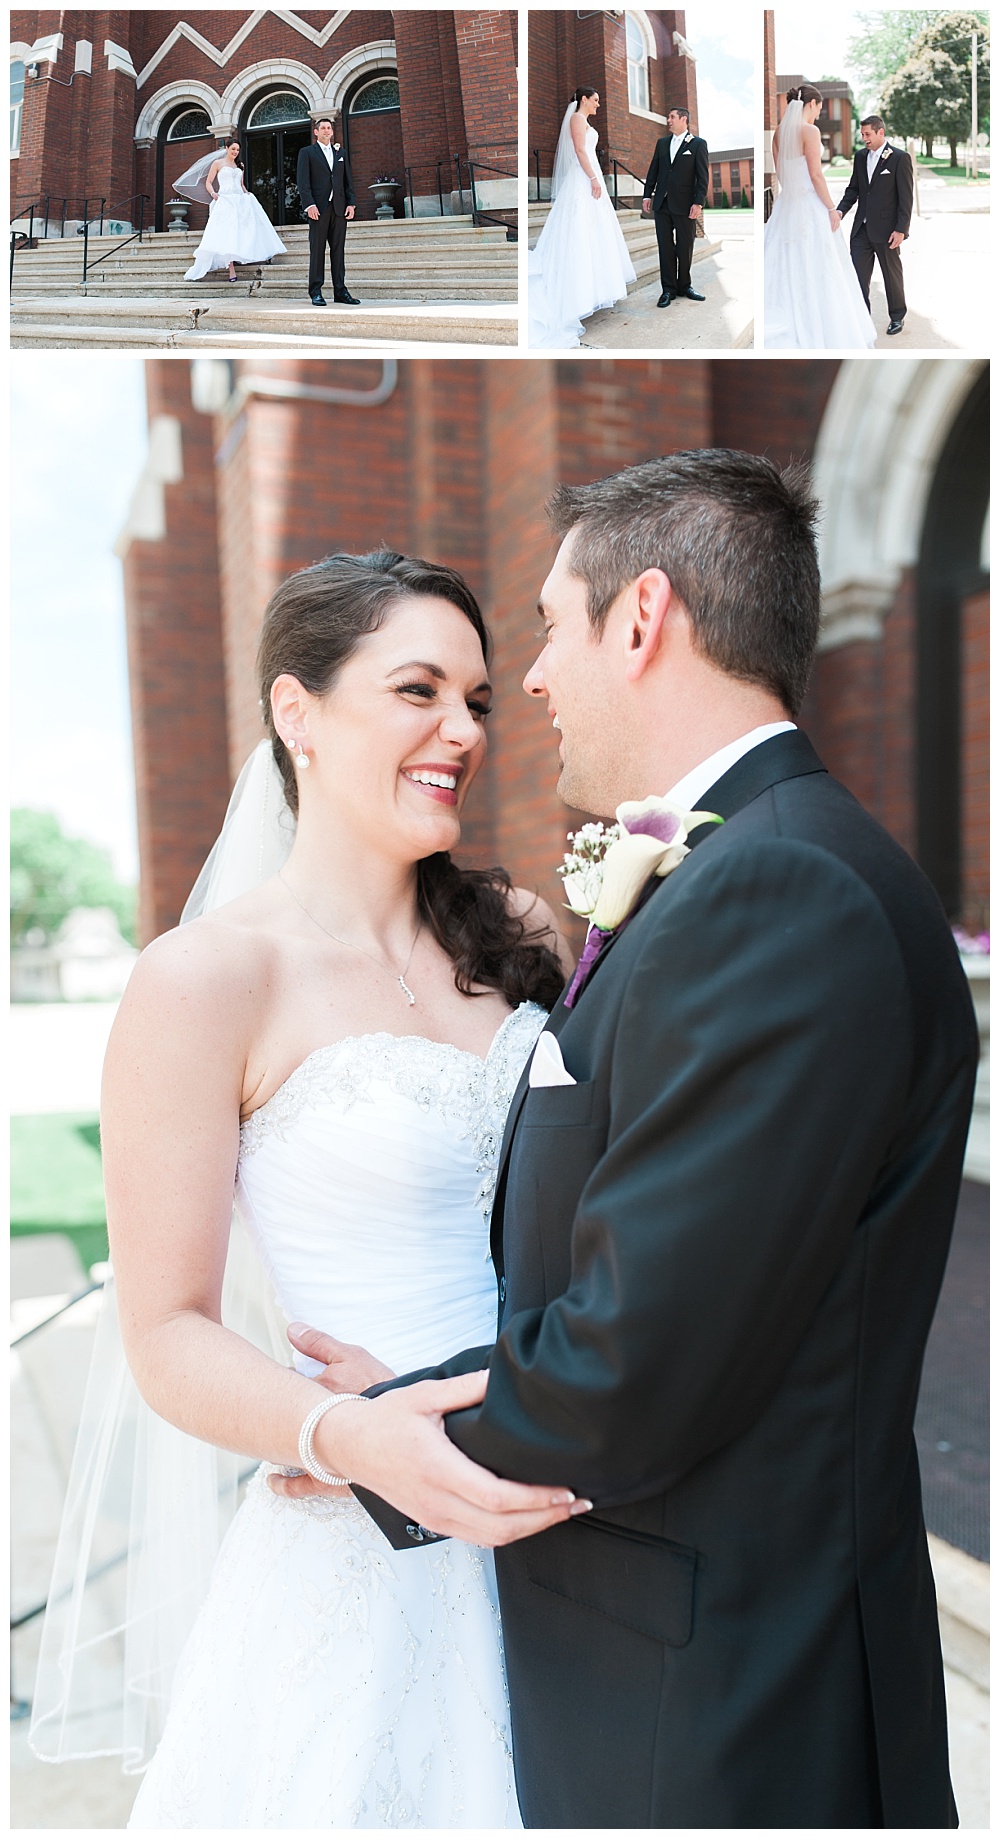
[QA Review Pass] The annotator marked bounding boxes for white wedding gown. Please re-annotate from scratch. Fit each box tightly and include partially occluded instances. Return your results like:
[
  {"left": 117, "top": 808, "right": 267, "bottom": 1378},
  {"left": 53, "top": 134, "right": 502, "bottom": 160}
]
[
  {"left": 529, "top": 124, "right": 636, "bottom": 348},
  {"left": 185, "top": 163, "right": 286, "bottom": 280},
  {"left": 763, "top": 151, "right": 876, "bottom": 350},
  {"left": 128, "top": 1003, "right": 546, "bottom": 1828}
]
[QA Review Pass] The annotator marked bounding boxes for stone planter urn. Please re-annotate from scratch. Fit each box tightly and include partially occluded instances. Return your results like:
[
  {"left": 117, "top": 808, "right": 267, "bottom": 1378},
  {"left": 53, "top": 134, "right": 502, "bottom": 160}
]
[
  {"left": 167, "top": 199, "right": 190, "bottom": 232},
  {"left": 368, "top": 180, "right": 399, "bottom": 221}
]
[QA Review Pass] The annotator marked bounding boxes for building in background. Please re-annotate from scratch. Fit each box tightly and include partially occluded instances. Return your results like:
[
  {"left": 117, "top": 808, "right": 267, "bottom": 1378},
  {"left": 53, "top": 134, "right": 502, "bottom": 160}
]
[
  {"left": 776, "top": 74, "right": 855, "bottom": 161},
  {"left": 10, "top": 9, "right": 516, "bottom": 230},
  {"left": 529, "top": 9, "right": 698, "bottom": 203},
  {"left": 707, "top": 146, "right": 753, "bottom": 207},
  {"left": 116, "top": 356, "right": 988, "bottom": 963}
]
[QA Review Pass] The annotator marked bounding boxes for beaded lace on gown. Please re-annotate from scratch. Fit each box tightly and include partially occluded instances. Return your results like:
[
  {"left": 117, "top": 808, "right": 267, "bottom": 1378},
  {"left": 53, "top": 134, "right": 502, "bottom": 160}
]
[{"left": 128, "top": 1002, "right": 546, "bottom": 1829}]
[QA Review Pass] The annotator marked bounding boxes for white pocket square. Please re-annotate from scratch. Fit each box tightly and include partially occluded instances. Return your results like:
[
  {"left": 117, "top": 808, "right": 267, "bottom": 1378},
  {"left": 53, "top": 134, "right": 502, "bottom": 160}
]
[{"left": 528, "top": 1031, "right": 577, "bottom": 1088}]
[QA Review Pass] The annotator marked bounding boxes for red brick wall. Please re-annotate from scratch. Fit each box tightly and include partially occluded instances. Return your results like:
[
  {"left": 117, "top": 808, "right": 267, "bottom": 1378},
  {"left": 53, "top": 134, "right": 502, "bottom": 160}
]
[
  {"left": 343, "top": 108, "right": 406, "bottom": 218},
  {"left": 13, "top": 10, "right": 514, "bottom": 219},
  {"left": 123, "top": 362, "right": 230, "bottom": 942},
  {"left": 764, "top": 13, "right": 776, "bottom": 134},
  {"left": 126, "top": 359, "right": 988, "bottom": 942},
  {"left": 528, "top": 11, "right": 694, "bottom": 187},
  {"left": 961, "top": 588, "right": 989, "bottom": 931}
]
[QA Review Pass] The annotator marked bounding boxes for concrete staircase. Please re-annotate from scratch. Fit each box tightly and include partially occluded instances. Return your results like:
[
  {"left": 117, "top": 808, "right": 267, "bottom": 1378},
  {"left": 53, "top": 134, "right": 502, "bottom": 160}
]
[
  {"left": 11, "top": 216, "right": 516, "bottom": 303},
  {"left": 10, "top": 217, "right": 518, "bottom": 348},
  {"left": 528, "top": 202, "right": 720, "bottom": 292}
]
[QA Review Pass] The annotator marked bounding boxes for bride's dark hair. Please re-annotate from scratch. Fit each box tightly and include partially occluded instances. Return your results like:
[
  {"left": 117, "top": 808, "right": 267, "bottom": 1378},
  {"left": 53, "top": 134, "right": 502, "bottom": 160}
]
[
  {"left": 786, "top": 84, "right": 822, "bottom": 106},
  {"left": 257, "top": 550, "right": 565, "bottom": 1009},
  {"left": 573, "top": 86, "right": 598, "bottom": 108},
  {"left": 223, "top": 136, "right": 245, "bottom": 168}
]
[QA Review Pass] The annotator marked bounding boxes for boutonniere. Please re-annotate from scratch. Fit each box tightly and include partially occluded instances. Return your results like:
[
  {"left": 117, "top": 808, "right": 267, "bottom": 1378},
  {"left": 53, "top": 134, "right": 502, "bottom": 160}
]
[
  {"left": 880, "top": 145, "right": 891, "bottom": 160},
  {"left": 557, "top": 796, "right": 722, "bottom": 1008}
]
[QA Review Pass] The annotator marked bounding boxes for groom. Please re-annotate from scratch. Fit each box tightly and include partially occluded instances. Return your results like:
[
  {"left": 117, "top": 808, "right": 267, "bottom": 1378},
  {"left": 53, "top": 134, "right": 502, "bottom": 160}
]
[
  {"left": 295, "top": 117, "right": 359, "bottom": 307},
  {"left": 277, "top": 451, "right": 975, "bottom": 1827},
  {"left": 836, "top": 115, "right": 913, "bottom": 334},
  {"left": 641, "top": 107, "right": 709, "bottom": 307}
]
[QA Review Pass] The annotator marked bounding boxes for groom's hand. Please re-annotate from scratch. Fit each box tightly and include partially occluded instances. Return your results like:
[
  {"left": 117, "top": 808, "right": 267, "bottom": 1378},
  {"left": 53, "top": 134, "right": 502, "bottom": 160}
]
[
  {"left": 287, "top": 1322, "right": 396, "bottom": 1393},
  {"left": 888, "top": 230, "right": 904, "bottom": 249}
]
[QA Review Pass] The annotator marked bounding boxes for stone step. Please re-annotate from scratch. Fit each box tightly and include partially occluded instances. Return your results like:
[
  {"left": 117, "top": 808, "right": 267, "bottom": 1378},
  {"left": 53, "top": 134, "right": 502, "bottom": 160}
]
[
  {"left": 13, "top": 280, "right": 517, "bottom": 303},
  {"left": 10, "top": 297, "right": 517, "bottom": 349},
  {"left": 11, "top": 220, "right": 517, "bottom": 304}
]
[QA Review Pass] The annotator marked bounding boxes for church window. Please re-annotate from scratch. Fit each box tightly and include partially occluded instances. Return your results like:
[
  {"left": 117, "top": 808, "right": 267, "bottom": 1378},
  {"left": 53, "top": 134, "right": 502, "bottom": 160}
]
[
  {"left": 11, "top": 59, "right": 25, "bottom": 156},
  {"left": 246, "top": 91, "right": 309, "bottom": 129},
  {"left": 350, "top": 77, "right": 400, "bottom": 114},
  {"left": 626, "top": 16, "right": 649, "bottom": 113},
  {"left": 167, "top": 108, "right": 211, "bottom": 140}
]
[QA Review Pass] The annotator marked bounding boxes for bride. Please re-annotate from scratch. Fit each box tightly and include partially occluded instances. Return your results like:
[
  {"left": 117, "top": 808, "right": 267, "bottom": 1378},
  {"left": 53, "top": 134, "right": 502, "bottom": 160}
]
[
  {"left": 764, "top": 86, "right": 876, "bottom": 350},
  {"left": 529, "top": 87, "right": 636, "bottom": 348},
  {"left": 29, "top": 550, "right": 579, "bottom": 1827},
  {"left": 176, "top": 138, "right": 286, "bottom": 283}
]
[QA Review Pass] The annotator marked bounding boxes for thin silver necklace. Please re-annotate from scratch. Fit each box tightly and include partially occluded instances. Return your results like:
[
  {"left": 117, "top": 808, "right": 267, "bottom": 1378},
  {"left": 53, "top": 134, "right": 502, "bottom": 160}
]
[{"left": 279, "top": 871, "right": 420, "bottom": 1006}]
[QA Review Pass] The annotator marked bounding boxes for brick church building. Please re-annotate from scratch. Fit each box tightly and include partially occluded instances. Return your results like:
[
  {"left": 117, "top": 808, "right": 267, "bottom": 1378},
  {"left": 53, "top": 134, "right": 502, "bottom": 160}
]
[
  {"left": 10, "top": 9, "right": 516, "bottom": 230},
  {"left": 529, "top": 10, "right": 699, "bottom": 203},
  {"left": 116, "top": 357, "right": 988, "bottom": 958}
]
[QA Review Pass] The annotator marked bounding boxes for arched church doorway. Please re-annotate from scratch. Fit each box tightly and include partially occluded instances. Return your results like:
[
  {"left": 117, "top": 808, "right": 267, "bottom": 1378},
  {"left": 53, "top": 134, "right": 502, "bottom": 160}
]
[
  {"left": 342, "top": 72, "right": 405, "bottom": 219},
  {"left": 156, "top": 102, "right": 215, "bottom": 233},
  {"left": 239, "top": 86, "right": 312, "bottom": 225}
]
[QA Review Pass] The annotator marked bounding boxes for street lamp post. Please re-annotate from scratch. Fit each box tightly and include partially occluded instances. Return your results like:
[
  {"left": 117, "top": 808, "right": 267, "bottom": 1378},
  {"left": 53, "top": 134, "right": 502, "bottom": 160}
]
[{"left": 970, "top": 31, "right": 978, "bottom": 180}]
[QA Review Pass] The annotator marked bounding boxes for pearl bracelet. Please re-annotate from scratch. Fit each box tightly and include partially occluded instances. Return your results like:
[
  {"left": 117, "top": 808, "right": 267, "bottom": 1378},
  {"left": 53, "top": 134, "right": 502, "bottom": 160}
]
[{"left": 297, "top": 1393, "right": 371, "bottom": 1487}]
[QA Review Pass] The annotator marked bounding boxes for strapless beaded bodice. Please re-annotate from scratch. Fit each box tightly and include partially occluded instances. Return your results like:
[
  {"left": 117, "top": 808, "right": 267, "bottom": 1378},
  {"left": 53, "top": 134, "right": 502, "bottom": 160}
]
[
  {"left": 235, "top": 1003, "right": 546, "bottom": 1377},
  {"left": 216, "top": 164, "right": 244, "bottom": 192}
]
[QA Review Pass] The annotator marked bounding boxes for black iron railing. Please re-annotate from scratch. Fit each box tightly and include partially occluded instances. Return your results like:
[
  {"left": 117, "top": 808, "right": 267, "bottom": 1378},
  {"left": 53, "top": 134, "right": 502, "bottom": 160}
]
[
  {"left": 402, "top": 161, "right": 449, "bottom": 219},
  {"left": 456, "top": 156, "right": 517, "bottom": 239},
  {"left": 80, "top": 194, "right": 151, "bottom": 287},
  {"left": 609, "top": 156, "right": 646, "bottom": 211}
]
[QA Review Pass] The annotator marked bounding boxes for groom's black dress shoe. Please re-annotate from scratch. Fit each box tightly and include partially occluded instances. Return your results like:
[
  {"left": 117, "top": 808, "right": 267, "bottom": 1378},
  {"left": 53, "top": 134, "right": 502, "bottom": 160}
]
[
  {"left": 656, "top": 290, "right": 674, "bottom": 308},
  {"left": 679, "top": 287, "right": 705, "bottom": 301},
  {"left": 310, "top": 291, "right": 327, "bottom": 306},
  {"left": 334, "top": 291, "right": 361, "bottom": 305},
  {"left": 887, "top": 316, "right": 905, "bottom": 335}
]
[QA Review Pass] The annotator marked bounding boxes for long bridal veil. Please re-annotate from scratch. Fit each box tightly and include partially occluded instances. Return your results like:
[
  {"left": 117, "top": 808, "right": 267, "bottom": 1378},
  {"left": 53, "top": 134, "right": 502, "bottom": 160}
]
[
  {"left": 550, "top": 100, "right": 580, "bottom": 200},
  {"left": 29, "top": 743, "right": 298, "bottom": 1773},
  {"left": 774, "top": 97, "right": 804, "bottom": 192}
]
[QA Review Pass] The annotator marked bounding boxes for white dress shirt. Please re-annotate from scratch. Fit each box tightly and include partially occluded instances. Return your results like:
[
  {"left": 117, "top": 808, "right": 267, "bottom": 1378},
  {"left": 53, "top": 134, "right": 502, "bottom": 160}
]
[
  {"left": 319, "top": 141, "right": 334, "bottom": 170},
  {"left": 866, "top": 143, "right": 884, "bottom": 180},
  {"left": 670, "top": 132, "right": 686, "bottom": 163},
  {"left": 663, "top": 721, "right": 796, "bottom": 813}
]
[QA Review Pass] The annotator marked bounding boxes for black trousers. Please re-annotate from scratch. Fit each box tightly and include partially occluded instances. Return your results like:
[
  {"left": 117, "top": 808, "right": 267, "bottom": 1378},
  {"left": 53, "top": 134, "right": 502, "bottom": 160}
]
[
  {"left": 654, "top": 207, "right": 697, "bottom": 293},
  {"left": 850, "top": 220, "right": 906, "bottom": 319},
  {"left": 307, "top": 205, "right": 348, "bottom": 296}
]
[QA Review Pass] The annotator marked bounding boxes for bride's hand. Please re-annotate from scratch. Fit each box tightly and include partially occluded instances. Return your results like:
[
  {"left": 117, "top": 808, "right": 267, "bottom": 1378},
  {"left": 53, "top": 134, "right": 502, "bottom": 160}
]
[
  {"left": 591, "top": 178, "right": 602, "bottom": 200},
  {"left": 287, "top": 1322, "right": 396, "bottom": 1392},
  {"left": 829, "top": 208, "right": 841, "bottom": 232}
]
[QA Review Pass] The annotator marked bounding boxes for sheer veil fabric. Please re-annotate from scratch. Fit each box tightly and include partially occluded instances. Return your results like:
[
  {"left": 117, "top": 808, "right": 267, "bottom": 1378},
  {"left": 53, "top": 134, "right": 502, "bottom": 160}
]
[
  {"left": 763, "top": 97, "right": 876, "bottom": 349},
  {"left": 528, "top": 102, "right": 636, "bottom": 348},
  {"left": 29, "top": 744, "right": 300, "bottom": 1772}
]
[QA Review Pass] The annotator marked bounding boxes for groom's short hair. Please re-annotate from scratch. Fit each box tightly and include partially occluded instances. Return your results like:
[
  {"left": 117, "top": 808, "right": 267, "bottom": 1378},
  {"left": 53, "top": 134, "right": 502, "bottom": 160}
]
[
  {"left": 669, "top": 107, "right": 691, "bottom": 122},
  {"left": 860, "top": 115, "right": 885, "bottom": 132},
  {"left": 548, "top": 450, "right": 821, "bottom": 716}
]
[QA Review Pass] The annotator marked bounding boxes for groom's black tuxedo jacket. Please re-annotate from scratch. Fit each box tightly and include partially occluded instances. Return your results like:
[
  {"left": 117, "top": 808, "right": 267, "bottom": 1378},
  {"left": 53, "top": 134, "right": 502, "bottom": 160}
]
[
  {"left": 296, "top": 141, "right": 355, "bottom": 215},
  {"left": 356, "top": 731, "right": 976, "bottom": 1829},
  {"left": 643, "top": 131, "right": 709, "bottom": 213},
  {"left": 837, "top": 143, "right": 913, "bottom": 242}
]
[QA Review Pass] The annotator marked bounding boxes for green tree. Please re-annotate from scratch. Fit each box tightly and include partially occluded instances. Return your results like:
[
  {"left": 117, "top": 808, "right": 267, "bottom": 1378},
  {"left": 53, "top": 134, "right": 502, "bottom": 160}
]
[
  {"left": 11, "top": 809, "right": 137, "bottom": 944},
  {"left": 846, "top": 9, "right": 988, "bottom": 98},
  {"left": 881, "top": 14, "right": 990, "bottom": 163}
]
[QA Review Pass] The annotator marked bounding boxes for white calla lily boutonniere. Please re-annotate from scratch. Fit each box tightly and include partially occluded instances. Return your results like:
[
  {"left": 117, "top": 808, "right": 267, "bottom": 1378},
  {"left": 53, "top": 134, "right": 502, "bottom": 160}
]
[{"left": 558, "top": 796, "right": 722, "bottom": 1007}]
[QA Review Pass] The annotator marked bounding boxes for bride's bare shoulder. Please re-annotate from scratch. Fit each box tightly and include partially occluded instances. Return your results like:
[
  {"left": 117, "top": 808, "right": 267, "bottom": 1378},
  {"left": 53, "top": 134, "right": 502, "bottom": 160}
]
[
  {"left": 114, "top": 887, "right": 282, "bottom": 1037},
  {"left": 801, "top": 121, "right": 821, "bottom": 144}
]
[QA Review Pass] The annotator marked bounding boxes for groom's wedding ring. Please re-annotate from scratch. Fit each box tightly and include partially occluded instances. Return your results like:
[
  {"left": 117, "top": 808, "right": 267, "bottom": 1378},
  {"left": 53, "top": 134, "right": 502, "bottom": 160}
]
[{"left": 298, "top": 1392, "right": 372, "bottom": 1487}]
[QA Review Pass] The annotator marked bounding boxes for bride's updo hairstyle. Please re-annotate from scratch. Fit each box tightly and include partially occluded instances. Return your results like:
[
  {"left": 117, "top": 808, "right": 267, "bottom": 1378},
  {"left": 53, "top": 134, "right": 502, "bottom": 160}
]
[
  {"left": 223, "top": 136, "right": 244, "bottom": 168},
  {"left": 257, "top": 549, "right": 566, "bottom": 1009},
  {"left": 573, "top": 86, "right": 598, "bottom": 109},
  {"left": 786, "top": 84, "right": 822, "bottom": 106}
]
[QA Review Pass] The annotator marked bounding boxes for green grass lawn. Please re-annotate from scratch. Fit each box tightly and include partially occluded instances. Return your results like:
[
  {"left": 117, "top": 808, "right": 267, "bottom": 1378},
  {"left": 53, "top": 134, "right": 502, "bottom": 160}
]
[
  {"left": 10, "top": 1112, "right": 109, "bottom": 1271},
  {"left": 914, "top": 155, "right": 989, "bottom": 183}
]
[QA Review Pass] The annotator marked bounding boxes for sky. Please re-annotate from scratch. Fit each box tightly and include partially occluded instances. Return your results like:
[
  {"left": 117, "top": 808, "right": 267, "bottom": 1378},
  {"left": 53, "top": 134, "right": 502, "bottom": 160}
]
[
  {"left": 11, "top": 355, "right": 148, "bottom": 881},
  {"left": 682, "top": 4, "right": 756, "bottom": 150},
  {"left": 771, "top": 8, "right": 883, "bottom": 111}
]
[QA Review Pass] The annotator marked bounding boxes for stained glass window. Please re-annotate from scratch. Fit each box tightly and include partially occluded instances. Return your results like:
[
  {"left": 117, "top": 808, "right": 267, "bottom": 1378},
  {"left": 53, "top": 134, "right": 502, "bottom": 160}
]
[
  {"left": 247, "top": 91, "right": 309, "bottom": 129},
  {"left": 167, "top": 108, "right": 211, "bottom": 140},
  {"left": 350, "top": 77, "right": 400, "bottom": 114}
]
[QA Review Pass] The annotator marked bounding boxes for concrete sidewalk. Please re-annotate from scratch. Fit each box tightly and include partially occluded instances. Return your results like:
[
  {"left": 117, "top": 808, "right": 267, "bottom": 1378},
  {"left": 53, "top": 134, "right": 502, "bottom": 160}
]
[{"left": 582, "top": 220, "right": 753, "bottom": 350}]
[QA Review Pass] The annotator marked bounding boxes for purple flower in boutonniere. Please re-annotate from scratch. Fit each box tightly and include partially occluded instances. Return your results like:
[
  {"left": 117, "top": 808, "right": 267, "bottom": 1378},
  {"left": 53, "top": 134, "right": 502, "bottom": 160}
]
[{"left": 558, "top": 795, "right": 723, "bottom": 1007}]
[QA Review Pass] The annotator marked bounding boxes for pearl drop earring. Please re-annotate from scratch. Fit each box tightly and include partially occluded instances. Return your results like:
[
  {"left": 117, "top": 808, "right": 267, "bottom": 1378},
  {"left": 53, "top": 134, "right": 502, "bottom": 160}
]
[{"left": 288, "top": 738, "right": 310, "bottom": 769}]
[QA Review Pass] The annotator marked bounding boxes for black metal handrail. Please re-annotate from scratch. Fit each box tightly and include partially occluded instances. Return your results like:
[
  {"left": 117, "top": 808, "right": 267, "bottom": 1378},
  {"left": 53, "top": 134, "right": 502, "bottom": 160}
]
[
  {"left": 81, "top": 194, "right": 150, "bottom": 286},
  {"left": 457, "top": 157, "right": 518, "bottom": 239},
  {"left": 609, "top": 156, "right": 646, "bottom": 211},
  {"left": 531, "top": 149, "right": 542, "bottom": 200},
  {"left": 10, "top": 192, "right": 150, "bottom": 285},
  {"left": 403, "top": 161, "right": 448, "bottom": 219}
]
